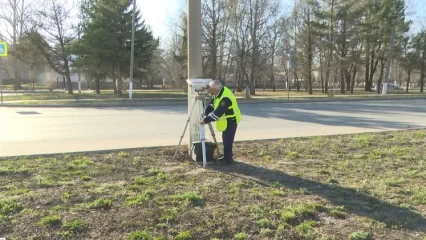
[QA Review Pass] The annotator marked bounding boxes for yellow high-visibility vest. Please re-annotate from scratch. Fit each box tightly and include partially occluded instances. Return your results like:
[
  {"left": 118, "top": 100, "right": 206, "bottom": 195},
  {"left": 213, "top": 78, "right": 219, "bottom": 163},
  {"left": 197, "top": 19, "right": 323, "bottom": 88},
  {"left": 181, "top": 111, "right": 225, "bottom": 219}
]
[{"left": 213, "top": 86, "right": 241, "bottom": 132}]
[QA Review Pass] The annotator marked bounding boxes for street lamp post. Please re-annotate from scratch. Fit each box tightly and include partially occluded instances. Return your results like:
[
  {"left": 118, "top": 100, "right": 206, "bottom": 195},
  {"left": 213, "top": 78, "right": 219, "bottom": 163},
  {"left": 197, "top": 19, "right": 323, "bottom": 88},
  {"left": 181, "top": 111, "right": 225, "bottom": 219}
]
[{"left": 129, "top": 0, "right": 136, "bottom": 99}]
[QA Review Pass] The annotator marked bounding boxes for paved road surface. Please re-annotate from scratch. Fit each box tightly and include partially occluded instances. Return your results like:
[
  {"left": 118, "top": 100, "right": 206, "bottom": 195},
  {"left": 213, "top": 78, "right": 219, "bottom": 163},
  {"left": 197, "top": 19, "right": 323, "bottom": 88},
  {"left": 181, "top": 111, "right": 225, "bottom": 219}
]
[{"left": 1, "top": 100, "right": 425, "bottom": 157}]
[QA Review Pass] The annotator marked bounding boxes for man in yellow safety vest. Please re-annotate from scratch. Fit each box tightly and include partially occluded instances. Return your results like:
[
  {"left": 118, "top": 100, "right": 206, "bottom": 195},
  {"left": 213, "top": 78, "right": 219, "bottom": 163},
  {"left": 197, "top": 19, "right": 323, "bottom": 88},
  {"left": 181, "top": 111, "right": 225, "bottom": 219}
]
[{"left": 200, "top": 80, "right": 241, "bottom": 165}]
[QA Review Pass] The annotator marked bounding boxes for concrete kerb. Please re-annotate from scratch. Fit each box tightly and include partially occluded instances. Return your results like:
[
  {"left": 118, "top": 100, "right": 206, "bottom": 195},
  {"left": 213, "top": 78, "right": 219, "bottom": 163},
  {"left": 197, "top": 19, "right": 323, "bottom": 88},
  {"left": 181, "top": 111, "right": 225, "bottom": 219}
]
[
  {"left": 1, "top": 127, "right": 425, "bottom": 160},
  {"left": 0, "top": 96, "right": 425, "bottom": 108}
]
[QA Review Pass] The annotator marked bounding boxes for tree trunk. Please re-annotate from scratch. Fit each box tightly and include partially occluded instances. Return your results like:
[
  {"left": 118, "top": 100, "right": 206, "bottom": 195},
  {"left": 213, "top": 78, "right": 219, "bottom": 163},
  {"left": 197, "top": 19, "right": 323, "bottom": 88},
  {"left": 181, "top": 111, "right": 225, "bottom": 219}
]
[
  {"left": 371, "top": 60, "right": 380, "bottom": 88},
  {"left": 367, "top": 43, "right": 382, "bottom": 91},
  {"left": 340, "top": 19, "right": 347, "bottom": 94},
  {"left": 249, "top": 0, "right": 259, "bottom": 96},
  {"left": 62, "top": 53, "right": 73, "bottom": 94},
  {"left": 117, "top": 64, "right": 123, "bottom": 97},
  {"left": 295, "top": 72, "right": 300, "bottom": 92},
  {"left": 244, "top": 70, "right": 250, "bottom": 98},
  {"left": 384, "top": 27, "right": 396, "bottom": 89},
  {"left": 96, "top": 77, "right": 100, "bottom": 94},
  {"left": 308, "top": 30, "right": 313, "bottom": 95},
  {"left": 249, "top": 66, "right": 256, "bottom": 95},
  {"left": 320, "top": 51, "right": 324, "bottom": 93},
  {"left": 406, "top": 70, "right": 410, "bottom": 93},
  {"left": 346, "top": 69, "right": 351, "bottom": 92},
  {"left": 365, "top": 44, "right": 370, "bottom": 91},
  {"left": 421, "top": 32, "right": 426, "bottom": 93},
  {"left": 346, "top": 65, "right": 352, "bottom": 92},
  {"left": 113, "top": 79, "right": 117, "bottom": 94},
  {"left": 12, "top": 0, "right": 22, "bottom": 90},
  {"left": 233, "top": 66, "right": 239, "bottom": 92},
  {"left": 351, "top": 65, "right": 357, "bottom": 94},
  {"left": 221, "top": 41, "right": 232, "bottom": 84},
  {"left": 368, "top": 50, "right": 375, "bottom": 91},
  {"left": 325, "top": 0, "right": 335, "bottom": 94},
  {"left": 340, "top": 68, "right": 345, "bottom": 94},
  {"left": 19, "top": 0, "right": 24, "bottom": 36},
  {"left": 308, "top": 66, "right": 313, "bottom": 94},
  {"left": 345, "top": 69, "right": 353, "bottom": 92},
  {"left": 211, "top": 1, "right": 217, "bottom": 79},
  {"left": 271, "top": 47, "right": 276, "bottom": 92},
  {"left": 377, "top": 60, "right": 385, "bottom": 94},
  {"left": 238, "top": 59, "right": 245, "bottom": 92},
  {"left": 65, "top": 71, "right": 73, "bottom": 94}
]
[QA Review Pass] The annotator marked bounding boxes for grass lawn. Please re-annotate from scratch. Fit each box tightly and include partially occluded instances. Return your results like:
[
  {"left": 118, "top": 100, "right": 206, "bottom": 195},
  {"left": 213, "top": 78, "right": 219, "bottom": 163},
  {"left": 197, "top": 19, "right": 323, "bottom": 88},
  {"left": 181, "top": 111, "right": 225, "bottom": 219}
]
[
  {"left": 2, "top": 91, "right": 188, "bottom": 102},
  {"left": 1, "top": 83, "right": 50, "bottom": 91},
  {"left": 1, "top": 130, "right": 426, "bottom": 239},
  {"left": 2, "top": 88, "right": 425, "bottom": 103}
]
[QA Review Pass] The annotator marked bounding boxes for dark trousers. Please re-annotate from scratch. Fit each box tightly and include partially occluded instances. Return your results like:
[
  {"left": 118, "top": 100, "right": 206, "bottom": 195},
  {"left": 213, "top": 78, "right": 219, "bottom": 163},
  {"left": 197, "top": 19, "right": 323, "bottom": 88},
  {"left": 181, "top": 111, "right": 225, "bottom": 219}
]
[{"left": 222, "top": 119, "right": 238, "bottom": 161}]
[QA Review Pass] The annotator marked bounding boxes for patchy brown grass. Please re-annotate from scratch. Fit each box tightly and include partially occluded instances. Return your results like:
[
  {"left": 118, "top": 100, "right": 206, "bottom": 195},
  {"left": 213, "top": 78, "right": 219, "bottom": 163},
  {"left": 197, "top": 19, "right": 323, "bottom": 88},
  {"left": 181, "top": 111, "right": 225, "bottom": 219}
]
[
  {"left": 3, "top": 89, "right": 426, "bottom": 104},
  {"left": 1, "top": 130, "right": 426, "bottom": 239}
]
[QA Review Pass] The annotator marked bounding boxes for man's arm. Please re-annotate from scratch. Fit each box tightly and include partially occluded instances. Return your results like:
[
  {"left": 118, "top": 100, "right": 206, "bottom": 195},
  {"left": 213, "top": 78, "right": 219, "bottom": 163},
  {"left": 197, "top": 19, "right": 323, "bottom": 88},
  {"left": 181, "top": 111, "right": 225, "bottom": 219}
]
[
  {"left": 202, "top": 97, "right": 232, "bottom": 124},
  {"left": 204, "top": 98, "right": 214, "bottom": 116}
]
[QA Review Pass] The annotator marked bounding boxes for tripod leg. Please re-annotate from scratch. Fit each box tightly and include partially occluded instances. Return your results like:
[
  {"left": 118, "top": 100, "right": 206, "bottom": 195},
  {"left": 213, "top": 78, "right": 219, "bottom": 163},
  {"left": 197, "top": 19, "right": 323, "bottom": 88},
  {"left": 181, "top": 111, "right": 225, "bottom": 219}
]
[
  {"left": 174, "top": 99, "right": 198, "bottom": 158},
  {"left": 208, "top": 122, "right": 221, "bottom": 156},
  {"left": 200, "top": 121, "right": 207, "bottom": 167}
]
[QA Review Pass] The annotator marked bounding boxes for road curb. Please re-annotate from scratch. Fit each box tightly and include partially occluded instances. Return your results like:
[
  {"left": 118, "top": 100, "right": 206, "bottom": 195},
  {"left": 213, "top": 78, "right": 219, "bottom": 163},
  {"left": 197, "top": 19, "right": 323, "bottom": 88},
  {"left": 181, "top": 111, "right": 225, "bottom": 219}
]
[
  {"left": 0, "top": 96, "right": 425, "bottom": 108},
  {"left": 1, "top": 127, "right": 425, "bottom": 159}
]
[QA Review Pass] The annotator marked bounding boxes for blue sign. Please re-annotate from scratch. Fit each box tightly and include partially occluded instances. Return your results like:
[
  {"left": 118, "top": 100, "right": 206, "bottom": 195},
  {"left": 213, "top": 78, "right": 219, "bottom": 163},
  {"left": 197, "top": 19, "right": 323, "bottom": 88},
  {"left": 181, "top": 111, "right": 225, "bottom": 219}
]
[{"left": 0, "top": 42, "right": 7, "bottom": 57}]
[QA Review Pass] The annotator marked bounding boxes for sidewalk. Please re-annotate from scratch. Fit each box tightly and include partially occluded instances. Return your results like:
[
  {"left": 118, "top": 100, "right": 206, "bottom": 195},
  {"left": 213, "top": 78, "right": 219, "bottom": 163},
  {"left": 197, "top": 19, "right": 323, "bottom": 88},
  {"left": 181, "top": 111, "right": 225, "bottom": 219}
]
[{"left": 0, "top": 94, "right": 425, "bottom": 108}]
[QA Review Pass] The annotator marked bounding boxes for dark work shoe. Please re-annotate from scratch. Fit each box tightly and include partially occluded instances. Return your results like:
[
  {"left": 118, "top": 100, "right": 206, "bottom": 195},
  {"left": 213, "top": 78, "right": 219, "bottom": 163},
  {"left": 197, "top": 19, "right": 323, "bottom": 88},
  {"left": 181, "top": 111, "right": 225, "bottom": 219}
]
[{"left": 217, "top": 158, "right": 233, "bottom": 165}]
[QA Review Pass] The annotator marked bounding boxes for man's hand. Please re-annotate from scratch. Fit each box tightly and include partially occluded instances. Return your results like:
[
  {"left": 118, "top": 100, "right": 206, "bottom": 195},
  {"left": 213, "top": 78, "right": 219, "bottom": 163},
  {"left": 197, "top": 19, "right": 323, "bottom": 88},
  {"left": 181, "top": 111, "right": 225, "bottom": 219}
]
[{"left": 200, "top": 120, "right": 206, "bottom": 125}]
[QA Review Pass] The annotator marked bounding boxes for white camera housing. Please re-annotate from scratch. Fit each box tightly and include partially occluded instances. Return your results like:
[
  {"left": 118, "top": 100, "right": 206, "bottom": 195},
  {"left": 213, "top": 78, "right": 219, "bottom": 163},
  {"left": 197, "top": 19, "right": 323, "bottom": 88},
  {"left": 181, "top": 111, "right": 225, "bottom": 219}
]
[{"left": 187, "top": 78, "right": 212, "bottom": 92}]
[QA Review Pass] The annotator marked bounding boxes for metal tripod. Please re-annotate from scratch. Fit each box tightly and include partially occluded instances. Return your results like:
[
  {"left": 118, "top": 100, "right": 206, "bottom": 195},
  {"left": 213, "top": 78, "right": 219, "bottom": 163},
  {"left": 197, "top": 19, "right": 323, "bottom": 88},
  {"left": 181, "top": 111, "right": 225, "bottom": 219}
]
[{"left": 173, "top": 93, "right": 221, "bottom": 161}]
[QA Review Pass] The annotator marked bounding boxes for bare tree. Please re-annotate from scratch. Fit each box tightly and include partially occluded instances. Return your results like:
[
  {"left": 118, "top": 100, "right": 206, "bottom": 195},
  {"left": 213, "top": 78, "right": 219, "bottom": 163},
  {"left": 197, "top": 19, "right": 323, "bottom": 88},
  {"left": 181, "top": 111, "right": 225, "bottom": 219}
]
[
  {"left": 0, "top": 0, "right": 34, "bottom": 89},
  {"left": 229, "top": 0, "right": 251, "bottom": 95},
  {"left": 30, "top": 0, "right": 76, "bottom": 94},
  {"left": 294, "top": 0, "right": 317, "bottom": 94},
  {"left": 202, "top": 0, "right": 230, "bottom": 80}
]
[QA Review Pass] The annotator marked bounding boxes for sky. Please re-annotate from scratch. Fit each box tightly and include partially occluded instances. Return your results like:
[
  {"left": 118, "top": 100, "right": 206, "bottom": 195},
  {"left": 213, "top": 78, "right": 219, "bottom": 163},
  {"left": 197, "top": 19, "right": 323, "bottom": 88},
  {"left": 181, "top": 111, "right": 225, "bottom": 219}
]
[
  {"left": 1, "top": 0, "right": 424, "bottom": 45},
  {"left": 138, "top": 0, "right": 181, "bottom": 42},
  {"left": 406, "top": 0, "right": 426, "bottom": 33},
  {"left": 138, "top": 0, "right": 425, "bottom": 41}
]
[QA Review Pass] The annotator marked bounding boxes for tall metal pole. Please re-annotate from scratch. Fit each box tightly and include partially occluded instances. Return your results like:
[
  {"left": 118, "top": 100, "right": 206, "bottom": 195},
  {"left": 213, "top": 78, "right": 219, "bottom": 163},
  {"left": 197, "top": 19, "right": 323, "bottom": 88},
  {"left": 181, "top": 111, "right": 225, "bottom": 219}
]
[
  {"left": 383, "top": 26, "right": 395, "bottom": 96},
  {"left": 187, "top": 0, "right": 203, "bottom": 155},
  {"left": 78, "top": 23, "right": 82, "bottom": 93},
  {"left": 129, "top": 0, "right": 136, "bottom": 99},
  {"left": 1, "top": 75, "right": 3, "bottom": 104}
]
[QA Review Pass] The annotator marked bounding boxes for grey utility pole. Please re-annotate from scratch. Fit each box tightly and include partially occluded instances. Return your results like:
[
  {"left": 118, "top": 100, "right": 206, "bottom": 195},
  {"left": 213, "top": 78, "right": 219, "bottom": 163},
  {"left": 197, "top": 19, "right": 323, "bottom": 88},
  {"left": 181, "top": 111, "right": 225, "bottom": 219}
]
[
  {"left": 129, "top": 0, "right": 136, "bottom": 99},
  {"left": 187, "top": 0, "right": 203, "bottom": 153}
]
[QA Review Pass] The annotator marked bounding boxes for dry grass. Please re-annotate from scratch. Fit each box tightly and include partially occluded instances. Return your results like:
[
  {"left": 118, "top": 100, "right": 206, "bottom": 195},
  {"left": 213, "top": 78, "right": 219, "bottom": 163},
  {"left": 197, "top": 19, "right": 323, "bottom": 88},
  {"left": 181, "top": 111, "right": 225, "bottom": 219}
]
[{"left": 1, "top": 130, "right": 426, "bottom": 239}]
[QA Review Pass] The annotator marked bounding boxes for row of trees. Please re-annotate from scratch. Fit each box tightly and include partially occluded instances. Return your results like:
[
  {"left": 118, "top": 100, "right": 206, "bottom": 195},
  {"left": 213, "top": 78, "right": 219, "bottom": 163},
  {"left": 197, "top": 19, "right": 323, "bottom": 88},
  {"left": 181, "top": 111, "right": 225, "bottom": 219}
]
[
  {"left": 1, "top": 0, "right": 424, "bottom": 97},
  {"left": 159, "top": 0, "right": 425, "bottom": 96},
  {"left": 1, "top": 0, "right": 158, "bottom": 95}
]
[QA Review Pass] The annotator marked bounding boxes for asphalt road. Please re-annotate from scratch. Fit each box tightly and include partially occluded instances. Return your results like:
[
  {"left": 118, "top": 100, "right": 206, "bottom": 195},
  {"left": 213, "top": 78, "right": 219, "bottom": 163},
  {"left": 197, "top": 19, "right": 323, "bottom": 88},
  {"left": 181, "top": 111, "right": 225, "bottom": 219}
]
[{"left": 1, "top": 100, "right": 425, "bottom": 157}]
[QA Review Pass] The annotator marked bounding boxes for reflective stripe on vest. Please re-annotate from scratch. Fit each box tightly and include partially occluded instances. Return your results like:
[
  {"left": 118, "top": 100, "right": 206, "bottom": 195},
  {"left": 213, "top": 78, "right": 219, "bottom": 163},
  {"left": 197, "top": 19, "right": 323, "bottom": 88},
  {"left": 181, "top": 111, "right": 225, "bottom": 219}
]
[{"left": 213, "top": 86, "right": 241, "bottom": 132}]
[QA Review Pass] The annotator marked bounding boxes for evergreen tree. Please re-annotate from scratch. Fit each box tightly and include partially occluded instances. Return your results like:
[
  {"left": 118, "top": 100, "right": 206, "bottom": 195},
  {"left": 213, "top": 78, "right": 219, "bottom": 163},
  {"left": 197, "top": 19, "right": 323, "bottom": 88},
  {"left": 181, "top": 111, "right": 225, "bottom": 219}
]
[{"left": 75, "top": 0, "right": 157, "bottom": 96}]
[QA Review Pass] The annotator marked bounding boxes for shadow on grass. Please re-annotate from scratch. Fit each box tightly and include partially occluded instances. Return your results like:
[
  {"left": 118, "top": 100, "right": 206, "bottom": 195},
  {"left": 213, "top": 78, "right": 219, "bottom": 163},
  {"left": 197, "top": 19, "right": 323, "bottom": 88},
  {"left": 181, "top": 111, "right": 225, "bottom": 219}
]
[{"left": 212, "top": 161, "right": 426, "bottom": 232}]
